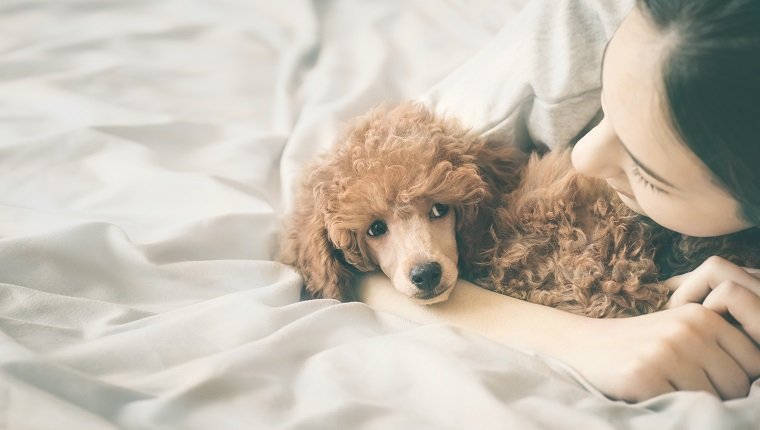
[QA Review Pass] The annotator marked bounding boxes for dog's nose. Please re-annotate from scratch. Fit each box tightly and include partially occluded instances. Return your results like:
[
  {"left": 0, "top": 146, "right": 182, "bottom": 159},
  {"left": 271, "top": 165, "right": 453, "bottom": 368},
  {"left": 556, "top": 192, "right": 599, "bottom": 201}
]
[{"left": 409, "top": 262, "right": 442, "bottom": 291}]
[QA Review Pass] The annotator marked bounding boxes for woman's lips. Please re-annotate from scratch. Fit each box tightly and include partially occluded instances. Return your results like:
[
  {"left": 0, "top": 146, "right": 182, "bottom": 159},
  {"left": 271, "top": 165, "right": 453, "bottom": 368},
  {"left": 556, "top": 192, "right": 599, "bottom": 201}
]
[{"left": 608, "top": 183, "right": 636, "bottom": 200}]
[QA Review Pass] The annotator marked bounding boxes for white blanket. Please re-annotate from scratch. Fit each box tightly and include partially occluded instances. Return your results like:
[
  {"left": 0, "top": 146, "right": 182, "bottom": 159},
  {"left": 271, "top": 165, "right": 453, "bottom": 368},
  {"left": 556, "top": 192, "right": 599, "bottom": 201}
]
[{"left": 1, "top": 0, "right": 758, "bottom": 429}]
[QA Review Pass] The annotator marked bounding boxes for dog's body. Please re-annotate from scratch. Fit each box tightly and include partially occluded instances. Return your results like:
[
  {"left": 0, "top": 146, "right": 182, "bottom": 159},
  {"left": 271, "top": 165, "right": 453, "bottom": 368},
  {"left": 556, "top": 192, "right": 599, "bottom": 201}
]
[
  {"left": 473, "top": 149, "right": 760, "bottom": 317},
  {"left": 281, "top": 103, "right": 760, "bottom": 317}
]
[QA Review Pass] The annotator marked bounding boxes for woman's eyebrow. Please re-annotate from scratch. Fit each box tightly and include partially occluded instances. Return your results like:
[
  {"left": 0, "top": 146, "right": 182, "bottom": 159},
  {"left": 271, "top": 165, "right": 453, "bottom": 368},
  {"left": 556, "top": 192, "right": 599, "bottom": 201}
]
[{"left": 620, "top": 142, "right": 677, "bottom": 188}]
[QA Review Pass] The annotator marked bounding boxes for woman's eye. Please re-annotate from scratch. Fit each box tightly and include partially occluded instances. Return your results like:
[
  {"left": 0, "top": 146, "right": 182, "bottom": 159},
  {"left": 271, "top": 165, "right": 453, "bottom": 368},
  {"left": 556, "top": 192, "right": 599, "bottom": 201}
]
[
  {"left": 367, "top": 220, "right": 387, "bottom": 237},
  {"left": 631, "top": 167, "right": 665, "bottom": 194},
  {"left": 430, "top": 203, "right": 449, "bottom": 219}
]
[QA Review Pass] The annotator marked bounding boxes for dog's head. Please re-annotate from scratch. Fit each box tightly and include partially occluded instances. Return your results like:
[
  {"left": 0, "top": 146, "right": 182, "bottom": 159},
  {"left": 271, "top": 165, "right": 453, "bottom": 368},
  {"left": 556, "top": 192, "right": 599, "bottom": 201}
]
[{"left": 281, "top": 103, "right": 525, "bottom": 303}]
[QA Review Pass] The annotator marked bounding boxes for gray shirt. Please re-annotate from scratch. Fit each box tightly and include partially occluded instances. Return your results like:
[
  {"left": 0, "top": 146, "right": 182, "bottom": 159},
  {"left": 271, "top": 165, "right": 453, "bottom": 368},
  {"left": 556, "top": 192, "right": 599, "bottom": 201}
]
[{"left": 417, "top": 0, "right": 635, "bottom": 150}]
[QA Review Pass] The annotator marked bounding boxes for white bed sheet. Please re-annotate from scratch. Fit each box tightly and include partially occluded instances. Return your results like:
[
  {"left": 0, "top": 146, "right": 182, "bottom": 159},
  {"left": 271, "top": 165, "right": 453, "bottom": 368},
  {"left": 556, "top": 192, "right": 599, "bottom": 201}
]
[{"left": 1, "top": 1, "right": 759, "bottom": 429}]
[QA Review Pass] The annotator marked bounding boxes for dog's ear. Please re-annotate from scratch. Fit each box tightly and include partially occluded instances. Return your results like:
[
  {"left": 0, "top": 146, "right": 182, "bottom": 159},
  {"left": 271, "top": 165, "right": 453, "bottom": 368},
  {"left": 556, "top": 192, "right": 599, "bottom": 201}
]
[
  {"left": 454, "top": 139, "right": 528, "bottom": 279},
  {"left": 280, "top": 171, "right": 355, "bottom": 301},
  {"left": 472, "top": 139, "right": 529, "bottom": 193}
]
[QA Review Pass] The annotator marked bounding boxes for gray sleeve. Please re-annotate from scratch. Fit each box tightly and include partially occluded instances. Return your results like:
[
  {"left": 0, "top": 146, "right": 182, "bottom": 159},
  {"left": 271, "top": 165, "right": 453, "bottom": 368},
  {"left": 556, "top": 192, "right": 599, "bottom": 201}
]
[{"left": 416, "top": 0, "right": 634, "bottom": 150}]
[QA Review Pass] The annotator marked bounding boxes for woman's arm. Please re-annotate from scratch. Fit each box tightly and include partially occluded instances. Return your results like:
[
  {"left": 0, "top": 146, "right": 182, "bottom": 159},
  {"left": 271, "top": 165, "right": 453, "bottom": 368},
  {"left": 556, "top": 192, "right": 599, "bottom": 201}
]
[
  {"left": 357, "top": 272, "right": 760, "bottom": 402},
  {"left": 357, "top": 272, "right": 589, "bottom": 354}
]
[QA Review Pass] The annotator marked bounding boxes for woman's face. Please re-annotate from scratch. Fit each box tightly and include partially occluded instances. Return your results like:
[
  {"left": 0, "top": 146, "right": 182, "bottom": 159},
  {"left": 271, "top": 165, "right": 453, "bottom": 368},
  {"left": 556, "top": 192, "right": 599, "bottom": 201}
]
[{"left": 571, "top": 7, "right": 752, "bottom": 237}]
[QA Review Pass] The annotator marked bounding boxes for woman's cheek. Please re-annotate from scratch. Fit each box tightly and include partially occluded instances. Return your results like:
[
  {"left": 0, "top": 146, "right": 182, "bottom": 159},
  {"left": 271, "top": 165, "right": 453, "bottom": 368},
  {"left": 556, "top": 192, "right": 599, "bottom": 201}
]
[
  {"left": 634, "top": 193, "right": 692, "bottom": 235},
  {"left": 623, "top": 185, "right": 670, "bottom": 225}
]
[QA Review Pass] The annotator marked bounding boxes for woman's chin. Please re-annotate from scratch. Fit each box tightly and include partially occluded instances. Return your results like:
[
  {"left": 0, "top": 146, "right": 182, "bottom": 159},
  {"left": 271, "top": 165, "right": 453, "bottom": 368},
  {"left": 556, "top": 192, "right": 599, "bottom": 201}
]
[{"left": 617, "top": 192, "right": 647, "bottom": 216}]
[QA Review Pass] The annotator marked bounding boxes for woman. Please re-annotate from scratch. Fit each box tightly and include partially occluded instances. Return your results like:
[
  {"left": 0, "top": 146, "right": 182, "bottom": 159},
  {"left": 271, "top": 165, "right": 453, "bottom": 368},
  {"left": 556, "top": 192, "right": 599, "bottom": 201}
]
[{"left": 358, "top": 0, "right": 760, "bottom": 403}]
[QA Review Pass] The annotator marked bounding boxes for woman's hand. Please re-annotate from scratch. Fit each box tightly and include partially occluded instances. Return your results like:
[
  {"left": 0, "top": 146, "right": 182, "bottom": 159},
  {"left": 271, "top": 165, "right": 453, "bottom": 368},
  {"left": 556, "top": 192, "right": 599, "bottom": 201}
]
[
  {"left": 564, "top": 304, "right": 760, "bottom": 402},
  {"left": 665, "top": 256, "right": 760, "bottom": 345},
  {"left": 561, "top": 256, "right": 760, "bottom": 402},
  {"left": 567, "top": 257, "right": 760, "bottom": 402}
]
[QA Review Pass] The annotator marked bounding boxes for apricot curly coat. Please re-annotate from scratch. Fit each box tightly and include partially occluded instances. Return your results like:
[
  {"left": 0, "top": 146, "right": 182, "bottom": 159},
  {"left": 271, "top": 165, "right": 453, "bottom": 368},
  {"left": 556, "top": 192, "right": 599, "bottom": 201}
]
[{"left": 280, "top": 103, "right": 760, "bottom": 317}]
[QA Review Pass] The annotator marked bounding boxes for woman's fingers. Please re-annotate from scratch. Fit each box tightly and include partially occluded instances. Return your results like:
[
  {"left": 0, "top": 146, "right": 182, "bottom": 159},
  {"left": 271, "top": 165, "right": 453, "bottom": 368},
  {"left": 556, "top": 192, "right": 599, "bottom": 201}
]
[
  {"left": 703, "top": 280, "right": 760, "bottom": 347},
  {"left": 671, "top": 371, "right": 720, "bottom": 398},
  {"left": 700, "top": 340, "right": 752, "bottom": 399},
  {"left": 664, "top": 257, "right": 760, "bottom": 389},
  {"left": 574, "top": 305, "right": 760, "bottom": 403},
  {"left": 661, "top": 304, "right": 759, "bottom": 399},
  {"left": 702, "top": 291, "right": 760, "bottom": 386},
  {"left": 716, "top": 330, "right": 760, "bottom": 382},
  {"left": 745, "top": 268, "right": 760, "bottom": 279},
  {"left": 667, "top": 256, "right": 760, "bottom": 308},
  {"left": 662, "top": 306, "right": 750, "bottom": 399},
  {"left": 663, "top": 272, "right": 688, "bottom": 293},
  {"left": 695, "top": 294, "right": 760, "bottom": 379},
  {"left": 666, "top": 360, "right": 720, "bottom": 397}
]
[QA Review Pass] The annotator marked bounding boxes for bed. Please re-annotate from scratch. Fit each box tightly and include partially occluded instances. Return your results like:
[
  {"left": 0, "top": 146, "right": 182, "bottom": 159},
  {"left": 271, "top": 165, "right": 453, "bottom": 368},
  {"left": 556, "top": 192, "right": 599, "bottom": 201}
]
[{"left": 1, "top": 0, "right": 758, "bottom": 429}]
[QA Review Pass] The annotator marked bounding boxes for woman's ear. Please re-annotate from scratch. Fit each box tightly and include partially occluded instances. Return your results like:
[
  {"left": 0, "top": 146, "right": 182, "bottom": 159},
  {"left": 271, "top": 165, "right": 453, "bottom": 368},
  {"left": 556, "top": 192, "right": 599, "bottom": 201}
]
[{"left": 279, "top": 175, "right": 355, "bottom": 301}]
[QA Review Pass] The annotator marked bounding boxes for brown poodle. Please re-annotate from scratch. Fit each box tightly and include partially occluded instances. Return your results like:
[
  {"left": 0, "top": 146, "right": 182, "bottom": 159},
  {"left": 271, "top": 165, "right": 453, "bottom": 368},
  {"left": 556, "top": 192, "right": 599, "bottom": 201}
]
[{"left": 280, "top": 103, "right": 760, "bottom": 317}]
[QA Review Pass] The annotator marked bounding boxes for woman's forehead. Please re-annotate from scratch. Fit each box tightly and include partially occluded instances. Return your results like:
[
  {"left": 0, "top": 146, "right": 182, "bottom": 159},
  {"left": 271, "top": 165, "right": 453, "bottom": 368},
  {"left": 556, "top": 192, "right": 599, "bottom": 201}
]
[
  {"left": 603, "top": 8, "right": 671, "bottom": 140},
  {"left": 603, "top": 7, "right": 707, "bottom": 189}
]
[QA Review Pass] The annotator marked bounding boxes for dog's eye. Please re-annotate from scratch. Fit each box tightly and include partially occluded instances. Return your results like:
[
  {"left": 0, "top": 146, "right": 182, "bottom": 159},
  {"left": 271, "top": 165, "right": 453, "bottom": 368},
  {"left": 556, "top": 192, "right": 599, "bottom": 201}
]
[
  {"left": 367, "top": 220, "right": 387, "bottom": 237},
  {"left": 430, "top": 203, "right": 449, "bottom": 219}
]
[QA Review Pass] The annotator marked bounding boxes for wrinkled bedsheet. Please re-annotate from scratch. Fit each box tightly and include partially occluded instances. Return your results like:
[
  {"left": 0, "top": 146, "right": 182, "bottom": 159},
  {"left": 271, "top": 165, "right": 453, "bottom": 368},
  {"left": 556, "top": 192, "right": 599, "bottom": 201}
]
[{"left": 1, "top": 1, "right": 759, "bottom": 429}]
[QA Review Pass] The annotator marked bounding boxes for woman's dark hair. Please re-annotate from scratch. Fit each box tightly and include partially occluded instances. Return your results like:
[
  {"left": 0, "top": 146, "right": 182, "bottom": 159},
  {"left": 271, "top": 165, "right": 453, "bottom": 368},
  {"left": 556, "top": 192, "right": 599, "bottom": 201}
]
[{"left": 637, "top": 0, "right": 760, "bottom": 226}]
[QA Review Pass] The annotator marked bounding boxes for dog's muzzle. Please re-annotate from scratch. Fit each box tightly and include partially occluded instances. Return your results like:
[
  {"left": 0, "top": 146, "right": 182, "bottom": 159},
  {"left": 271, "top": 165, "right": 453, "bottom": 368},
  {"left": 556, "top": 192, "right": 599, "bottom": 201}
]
[{"left": 409, "top": 262, "right": 442, "bottom": 291}]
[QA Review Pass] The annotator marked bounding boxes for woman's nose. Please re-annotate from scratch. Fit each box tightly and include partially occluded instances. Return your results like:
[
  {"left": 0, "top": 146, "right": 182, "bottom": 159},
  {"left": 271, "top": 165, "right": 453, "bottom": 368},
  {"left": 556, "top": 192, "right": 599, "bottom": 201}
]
[{"left": 571, "top": 117, "right": 625, "bottom": 179}]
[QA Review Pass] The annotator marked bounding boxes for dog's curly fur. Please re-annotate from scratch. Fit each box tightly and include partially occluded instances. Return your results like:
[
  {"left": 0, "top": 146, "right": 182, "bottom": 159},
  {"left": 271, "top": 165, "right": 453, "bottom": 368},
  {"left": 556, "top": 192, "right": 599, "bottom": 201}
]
[{"left": 280, "top": 102, "right": 760, "bottom": 317}]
